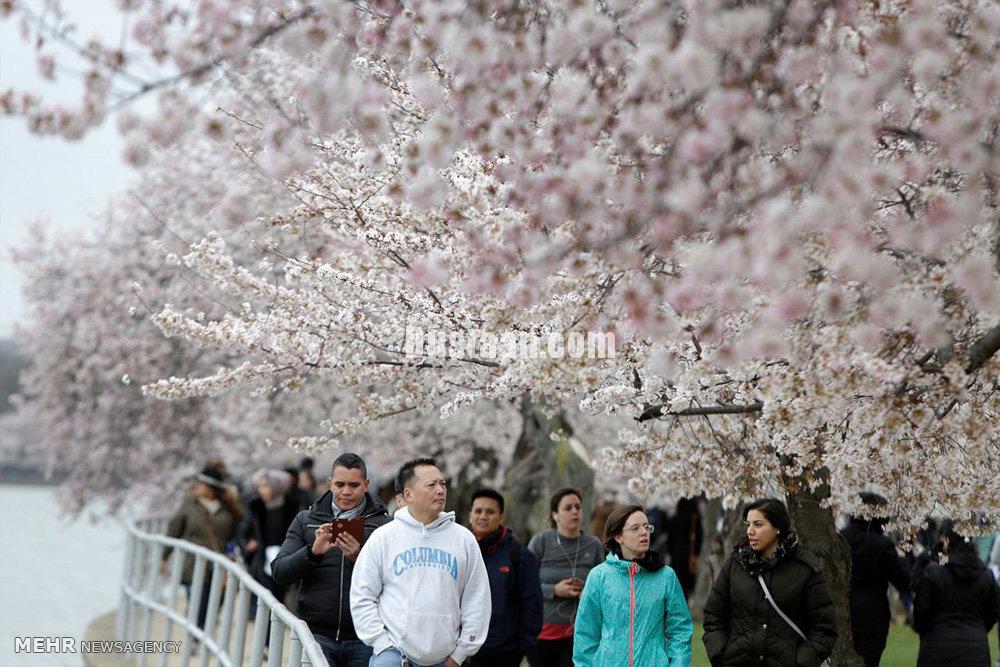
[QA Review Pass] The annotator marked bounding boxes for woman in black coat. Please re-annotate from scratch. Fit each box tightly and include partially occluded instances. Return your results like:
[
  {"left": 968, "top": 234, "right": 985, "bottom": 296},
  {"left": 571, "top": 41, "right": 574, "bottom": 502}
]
[
  {"left": 913, "top": 524, "right": 1000, "bottom": 667},
  {"left": 703, "top": 498, "right": 837, "bottom": 667},
  {"left": 243, "top": 469, "right": 301, "bottom": 611}
]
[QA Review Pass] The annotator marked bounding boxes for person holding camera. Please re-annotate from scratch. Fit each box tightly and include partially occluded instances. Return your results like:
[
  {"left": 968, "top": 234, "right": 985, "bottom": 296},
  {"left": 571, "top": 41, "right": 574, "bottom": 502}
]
[
  {"left": 271, "top": 453, "right": 390, "bottom": 667},
  {"left": 912, "top": 522, "right": 1000, "bottom": 667}
]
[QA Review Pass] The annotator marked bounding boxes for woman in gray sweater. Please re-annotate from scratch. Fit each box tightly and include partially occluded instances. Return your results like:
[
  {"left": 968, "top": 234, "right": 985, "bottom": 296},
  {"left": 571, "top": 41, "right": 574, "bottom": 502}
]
[{"left": 526, "top": 487, "right": 605, "bottom": 667}]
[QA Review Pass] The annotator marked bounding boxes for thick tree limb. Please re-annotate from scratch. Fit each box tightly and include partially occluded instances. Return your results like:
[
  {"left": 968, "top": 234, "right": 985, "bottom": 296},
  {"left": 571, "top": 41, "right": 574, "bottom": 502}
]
[
  {"left": 966, "top": 321, "right": 1000, "bottom": 374},
  {"left": 638, "top": 400, "right": 763, "bottom": 422}
]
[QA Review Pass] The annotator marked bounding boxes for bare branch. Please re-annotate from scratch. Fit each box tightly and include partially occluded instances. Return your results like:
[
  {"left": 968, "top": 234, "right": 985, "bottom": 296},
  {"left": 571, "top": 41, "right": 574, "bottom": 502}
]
[{"left": 638, "top": 401, "right": 763, "bottom": 422}]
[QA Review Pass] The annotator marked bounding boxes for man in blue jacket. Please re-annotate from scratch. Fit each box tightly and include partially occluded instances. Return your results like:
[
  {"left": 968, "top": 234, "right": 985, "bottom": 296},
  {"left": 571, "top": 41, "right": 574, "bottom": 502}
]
[{"left": 467, "top": 488, "right": 544, "bottom": 666}]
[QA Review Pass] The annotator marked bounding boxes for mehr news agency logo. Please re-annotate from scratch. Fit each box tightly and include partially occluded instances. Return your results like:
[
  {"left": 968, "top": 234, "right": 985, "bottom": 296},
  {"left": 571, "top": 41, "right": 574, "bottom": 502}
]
[{"left": 14, "top": 636, "right": 183, "bottom": 655}]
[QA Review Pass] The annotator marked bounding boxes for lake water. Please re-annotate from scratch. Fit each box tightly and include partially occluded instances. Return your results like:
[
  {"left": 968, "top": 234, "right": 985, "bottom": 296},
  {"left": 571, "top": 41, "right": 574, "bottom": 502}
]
[{"left": 0, "top": 484, "right": 126, "bottom": 666}]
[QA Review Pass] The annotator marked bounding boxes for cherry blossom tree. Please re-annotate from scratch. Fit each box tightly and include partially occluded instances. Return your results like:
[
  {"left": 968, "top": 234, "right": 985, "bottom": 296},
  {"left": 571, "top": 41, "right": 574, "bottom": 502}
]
[{"left": 7, "top": 2, "right": 1000, "bottom": 662}]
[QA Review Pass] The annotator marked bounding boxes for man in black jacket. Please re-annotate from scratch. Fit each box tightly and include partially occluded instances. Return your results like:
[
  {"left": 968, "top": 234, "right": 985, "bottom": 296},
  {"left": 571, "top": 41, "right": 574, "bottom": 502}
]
[
  {"left": 467, "top": 488, "right": 543, "bottom": 666},
  {"left": 272, "top": 453, "right": 390, "bottom": 667}
]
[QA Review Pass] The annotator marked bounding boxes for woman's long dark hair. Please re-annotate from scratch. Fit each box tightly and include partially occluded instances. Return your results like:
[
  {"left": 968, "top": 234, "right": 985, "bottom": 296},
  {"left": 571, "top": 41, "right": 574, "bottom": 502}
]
[
  {"left": 735, "top": 497, "right": 792, "bottom": 550},
  {"left": 603, "top": 504, "right": 644, "bottom": 557},
  {"left": 203, "top": 482, "right": 244, "bottom": 522}
]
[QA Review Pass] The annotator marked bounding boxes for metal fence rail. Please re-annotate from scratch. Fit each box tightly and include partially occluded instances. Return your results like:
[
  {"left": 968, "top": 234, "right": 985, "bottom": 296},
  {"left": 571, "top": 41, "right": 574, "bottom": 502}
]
[{"left": 117, "top": 516, "right": 328, "bottom": 667}]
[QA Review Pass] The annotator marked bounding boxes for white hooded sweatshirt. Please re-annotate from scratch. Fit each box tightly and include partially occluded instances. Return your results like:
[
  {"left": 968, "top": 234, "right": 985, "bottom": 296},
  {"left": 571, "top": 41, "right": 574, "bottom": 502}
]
[{"left": 349, "top": 506, "right": 491, "bottom": 665}]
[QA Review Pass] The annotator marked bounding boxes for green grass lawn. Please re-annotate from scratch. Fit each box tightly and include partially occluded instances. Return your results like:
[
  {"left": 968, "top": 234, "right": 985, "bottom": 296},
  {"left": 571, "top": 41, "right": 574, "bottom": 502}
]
[{"left": 688, "top": 622, "right": 1000, "bottom": 666}]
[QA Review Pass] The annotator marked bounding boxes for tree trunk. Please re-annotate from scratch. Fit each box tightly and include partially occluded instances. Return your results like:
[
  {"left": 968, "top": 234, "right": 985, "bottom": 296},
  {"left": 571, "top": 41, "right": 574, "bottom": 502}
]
[
  {"left": 784, "top": 471, "right": 865, "bottom": 667},
  {"left": 502, "top": 394, "right": 595, "bottom": 543},
  {"left": 691, "top": 498, "right": 745, "bottom": 621}
]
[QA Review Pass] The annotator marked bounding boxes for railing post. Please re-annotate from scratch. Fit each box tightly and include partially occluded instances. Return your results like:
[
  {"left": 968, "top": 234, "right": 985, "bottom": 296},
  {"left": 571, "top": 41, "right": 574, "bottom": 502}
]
[
  {"left": 217, "top": 564, "right": 238, "bottom": 658},
  {"left": 116, "top": 529, "right": 135, "bottom": 640},
  {"left": 138, "top": 541, "right": 164, "bottom": 667},
  {"left": 289, "top": 633, "right": 302, "bottom": 667},
  {"left": 248, "top": 603, "right": 269, "bottom": 667},
  {"left": 158, "top": 551, "right": 184, "bottom": 667},
  {"left": 179, "top": 555, "right": 206, "bottom": 667},
  {"left": 124, "top": 535, "right": 146, "bottom": 639},
  {"left": 267, "top": 614, "right": 285, "bottom": 667},
  {"left": 231, "top": 581, "right": 252, "bottom": 666},
  {"left": 199, "top": 560, "right": 224, "bottom": 667}
]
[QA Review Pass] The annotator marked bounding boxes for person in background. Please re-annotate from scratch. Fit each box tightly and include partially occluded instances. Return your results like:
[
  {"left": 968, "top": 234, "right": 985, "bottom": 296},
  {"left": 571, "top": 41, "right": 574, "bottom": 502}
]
[
  {"left": 271, "top": 453, "right": 390, "bottom": 667},
  {"left": 526, "top": 487, "right": 606, "bottom": 667},
  {"left": 574, "top": 504, "right": 693, "bottom": 666},
  {"left": 666, "top": 497, "right": 704, "bottom": 601},
  {"left": 283, "top": 464, "right": 311, "bottom": 512},
  {"left": 350, "top": 457, "right": 490, "bottom": 667},
  {"left": 244, "top": 469, "right": 299, "bottom": 617},
  {"left": 298, "top": 456, "right": 319, "bottom": 505},
  {"left": 162, "top": 464, "right": 243, "bottom": 630},
  {"left": 912, "top": 523, "right": 999, "bottom": 667},
  {"left": 467, "top": 488, "right": 543, "bottom": 666},
  {"left": 702, "top": 497, "right": 837, "bottom": 667},
  {"left": 393, "top": 469, "right": 408, "bottom": 511},
  {"left": 840, "top": 492, "right": 911, "bottom": 667}
]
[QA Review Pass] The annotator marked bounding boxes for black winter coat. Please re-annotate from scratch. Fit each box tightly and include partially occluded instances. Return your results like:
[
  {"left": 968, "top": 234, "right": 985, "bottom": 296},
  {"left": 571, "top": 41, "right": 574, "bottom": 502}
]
[
  {"left": 703, "top": 538, "right": 837, "bottom": 667},
  {"left": 270, "top": 491, "right": 390, "bottom": 641},
  {"left": 840, "top": 518, "right": 910, "bottom": 664},
  {"left": 243, "top": 496, "right": 301, "bottom": 583},
  {"left": 913, "top": 549, "right": 1000, "bottom": 666}
]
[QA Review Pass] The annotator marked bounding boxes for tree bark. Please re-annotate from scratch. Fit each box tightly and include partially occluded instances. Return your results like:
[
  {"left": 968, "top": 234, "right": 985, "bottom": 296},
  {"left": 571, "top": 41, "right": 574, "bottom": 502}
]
[
  {"left": 502, "top": 394, "right": 595, "bottom": 543},
  {"left": 691, "top": 498, "right": 746, "bottom": 621},
  {"left": 783, "top": 470, "right": 865, "bottom": 667}
]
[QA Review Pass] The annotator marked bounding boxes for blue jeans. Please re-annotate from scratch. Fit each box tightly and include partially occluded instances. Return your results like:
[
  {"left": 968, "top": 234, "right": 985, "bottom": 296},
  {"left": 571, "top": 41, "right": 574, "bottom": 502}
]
[
  {"left": 369, "top": 646, "right": 446, "bottom": 667},
  {"left": 313, "top": 634, "right": 372, "bottom": 667}
]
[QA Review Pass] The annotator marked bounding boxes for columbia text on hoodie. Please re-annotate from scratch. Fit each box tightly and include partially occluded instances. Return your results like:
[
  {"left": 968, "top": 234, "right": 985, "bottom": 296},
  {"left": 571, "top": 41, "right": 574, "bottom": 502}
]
[{"left": 349, "top": 506, "right": 492, "bottom": 665}]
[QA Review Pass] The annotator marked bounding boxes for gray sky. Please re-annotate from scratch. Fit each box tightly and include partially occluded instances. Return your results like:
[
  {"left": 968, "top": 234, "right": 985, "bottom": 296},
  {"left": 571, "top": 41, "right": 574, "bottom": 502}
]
[{"left": 0, "top": 2, "right": 137, "bottom": 337}]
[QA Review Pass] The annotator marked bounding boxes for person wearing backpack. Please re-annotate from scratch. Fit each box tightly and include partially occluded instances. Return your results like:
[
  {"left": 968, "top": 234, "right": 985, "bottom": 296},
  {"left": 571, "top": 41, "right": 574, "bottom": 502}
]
[
  {"left": 702, "top": 498, "right": 837, "bottom": 667},
  {"left": 467, "top": 488, "right": 543, "bottom": 666}
]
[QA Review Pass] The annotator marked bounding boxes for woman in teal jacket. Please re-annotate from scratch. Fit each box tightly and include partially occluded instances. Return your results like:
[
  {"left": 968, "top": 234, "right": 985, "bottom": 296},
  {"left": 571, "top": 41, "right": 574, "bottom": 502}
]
[{"left": 574, "top": 504, "right": 693, "bottom": 667}]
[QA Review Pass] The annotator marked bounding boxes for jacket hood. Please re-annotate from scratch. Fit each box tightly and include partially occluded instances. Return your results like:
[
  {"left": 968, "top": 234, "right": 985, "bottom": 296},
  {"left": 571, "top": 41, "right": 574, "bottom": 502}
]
[
  {"left": 478, "top": 525, "right": 513, "bottom": 555},
  {"left": 394, "top": 506, "right": 456, "bottom": 535},
  {"left": 606, "top": 550, "right": 666, "bottom": 573},
  {"left": 946, "top": 550, "right": 986, "bottom": 580},
  {"left": 311, "top": 490, "right": 388, "bottom": 519},
  {"left": 735, "top": 530, "right": 802, "bottom": 576}
]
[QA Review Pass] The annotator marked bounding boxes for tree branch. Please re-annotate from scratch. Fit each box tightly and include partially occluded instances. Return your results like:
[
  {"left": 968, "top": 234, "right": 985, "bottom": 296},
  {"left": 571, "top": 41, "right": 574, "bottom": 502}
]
[
  {"left": 109, "top": 7, "right": 316, "bottom": 113},
  {"left": 638, "top": 400, "right": 763, "bottom": 422},
  {"left": 966, "top": 320, "right": 1000, "bottom": 374}
]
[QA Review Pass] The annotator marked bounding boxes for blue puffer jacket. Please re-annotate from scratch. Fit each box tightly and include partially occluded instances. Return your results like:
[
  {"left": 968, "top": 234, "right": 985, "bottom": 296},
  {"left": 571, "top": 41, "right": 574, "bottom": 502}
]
[{"left": 574, "top": 552, "right": 693, "bottom": 666}]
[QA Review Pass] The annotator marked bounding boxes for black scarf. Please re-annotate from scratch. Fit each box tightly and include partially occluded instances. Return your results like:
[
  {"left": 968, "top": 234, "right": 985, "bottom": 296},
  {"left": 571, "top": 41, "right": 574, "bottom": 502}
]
[
  {"left": 619, "top": 549, "right": 666, "bottom": 572},
  {"left": 735, "top": 531, "right": 801, "bottom": 576}
]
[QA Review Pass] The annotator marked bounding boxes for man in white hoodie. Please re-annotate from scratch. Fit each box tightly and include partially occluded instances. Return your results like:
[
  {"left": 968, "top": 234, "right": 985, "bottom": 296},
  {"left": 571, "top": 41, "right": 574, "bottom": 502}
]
[{"left": 350, "top": 457, "right": 491, "bottom": 666}]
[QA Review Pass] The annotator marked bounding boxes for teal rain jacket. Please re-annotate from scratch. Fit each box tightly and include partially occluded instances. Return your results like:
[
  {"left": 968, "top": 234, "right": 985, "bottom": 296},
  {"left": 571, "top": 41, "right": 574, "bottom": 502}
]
[{"left": 574, "top": 552, "right": 694, "bottom": 666}]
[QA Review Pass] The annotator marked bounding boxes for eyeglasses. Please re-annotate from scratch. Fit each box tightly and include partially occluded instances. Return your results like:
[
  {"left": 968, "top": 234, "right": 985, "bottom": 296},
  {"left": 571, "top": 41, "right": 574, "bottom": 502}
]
[{"left": 624, "top": 523, "right": 655, "bottom": 534}]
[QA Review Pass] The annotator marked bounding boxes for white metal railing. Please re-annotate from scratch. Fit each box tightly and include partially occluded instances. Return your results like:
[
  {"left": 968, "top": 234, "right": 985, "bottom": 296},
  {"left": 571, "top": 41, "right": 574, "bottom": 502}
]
[{"left": 117, "top": 516, "right": 329, "bottom": 667}]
